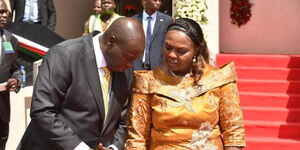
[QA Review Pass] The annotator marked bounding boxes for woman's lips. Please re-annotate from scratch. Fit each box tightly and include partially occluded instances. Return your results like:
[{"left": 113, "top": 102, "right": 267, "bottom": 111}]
[
  {"left": 167, "top": 58, "right": 177, "bottom": 63},
  {"left": 166, "top": 59, "right": 178, "bottom": 66}
]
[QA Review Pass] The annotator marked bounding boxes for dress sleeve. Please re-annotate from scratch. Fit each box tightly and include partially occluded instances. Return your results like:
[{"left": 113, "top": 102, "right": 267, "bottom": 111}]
[
  {"left": 219, "top": 82, "right": 246, "bottom": 147},
  {"left": 125, "top": 92, "right": 152, "bottom": 150}
]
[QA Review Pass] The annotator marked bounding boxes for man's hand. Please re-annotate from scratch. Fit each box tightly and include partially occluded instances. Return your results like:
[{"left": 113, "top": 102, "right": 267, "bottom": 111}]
[
  {"left": 6, "top": 78, "right": 19, "bottom": 91},
  {"left": 97, "top": 144, "right": 112, "bottom": 150}
]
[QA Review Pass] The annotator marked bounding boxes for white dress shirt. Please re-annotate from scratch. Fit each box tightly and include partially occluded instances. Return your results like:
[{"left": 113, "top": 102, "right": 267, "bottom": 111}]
[{"left": 23, "top": 0, "right": 40, "bottom": 22}]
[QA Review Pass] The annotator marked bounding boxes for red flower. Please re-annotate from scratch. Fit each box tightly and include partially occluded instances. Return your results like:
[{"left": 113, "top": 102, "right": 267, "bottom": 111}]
[{"left": 230, "top": 0, "right": 253, "bottom": 27}]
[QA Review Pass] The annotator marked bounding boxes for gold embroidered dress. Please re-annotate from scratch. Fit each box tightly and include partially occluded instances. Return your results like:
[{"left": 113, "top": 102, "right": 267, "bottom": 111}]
[{"left": 125, "top": 63, "right": 246, "bottom": 150}]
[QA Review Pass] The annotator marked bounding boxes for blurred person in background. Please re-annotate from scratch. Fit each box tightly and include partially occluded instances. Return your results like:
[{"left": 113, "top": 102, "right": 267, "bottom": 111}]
[
  {"left": 82, "top": 0, "right": 102, "bottom": 36},
  {"left": 0, "top": 0, "right": 21, "bottom": 150},
  {"left": 10, "top": 0, "right": 56, "bottom": 31},
  {"left": 98, "top": 0, "right": 122, "bottom": 32},
  {"left": 132, "top": 0, "right": 172, "bottom": 71}
]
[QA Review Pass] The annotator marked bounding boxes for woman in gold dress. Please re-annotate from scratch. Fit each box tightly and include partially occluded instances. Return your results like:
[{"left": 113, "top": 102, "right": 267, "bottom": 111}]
[{"left": 125, "top": 18, "right": 246, "bottom": 150}]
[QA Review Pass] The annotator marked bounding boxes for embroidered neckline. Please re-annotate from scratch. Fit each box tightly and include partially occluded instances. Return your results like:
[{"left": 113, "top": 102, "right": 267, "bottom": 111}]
[{"left": 133, "top": 62, "right": 237, "bottom": 113}]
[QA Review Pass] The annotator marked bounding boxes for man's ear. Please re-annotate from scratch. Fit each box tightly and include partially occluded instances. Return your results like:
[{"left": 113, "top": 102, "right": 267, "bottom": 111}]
[{"left": 108, "top": 34, "right": 116, "bottom": 46}]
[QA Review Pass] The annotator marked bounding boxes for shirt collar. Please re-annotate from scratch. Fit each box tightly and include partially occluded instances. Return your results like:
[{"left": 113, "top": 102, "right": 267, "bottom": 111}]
[
  {"left": 142, "top": 10, "right": 157, "bottom": 21},
  {"left": 92, "top": 32, "right": 107, "bottom": 69}
]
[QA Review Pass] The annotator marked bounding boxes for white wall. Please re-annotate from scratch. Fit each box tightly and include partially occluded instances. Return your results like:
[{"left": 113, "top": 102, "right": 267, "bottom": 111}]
[
  {"left": 220, "top": 0, "right": 300, "bottom": 54},
  {"left": 6, "top": 86, "right": 33, "bottom": 150},
  {"left": 54, "top": 0, "right": 93, "bottom": 39},
  {"left": 206, "top": 0, "right": 219, "bottom": 64}
]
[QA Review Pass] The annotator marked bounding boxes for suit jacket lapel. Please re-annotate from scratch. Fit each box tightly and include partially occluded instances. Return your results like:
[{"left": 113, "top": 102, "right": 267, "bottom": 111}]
[
  {"left": 0, "top": 31, "right": 11, "bottom": 66},
  {"left": 0, "top": 36, "right": 4, "bottom": 66},
  {"left": 81, "top": 35, "right": 105, "bottom": 124},
  {"left": 151, "top": 12, "right": 163, "bottom": 42}
]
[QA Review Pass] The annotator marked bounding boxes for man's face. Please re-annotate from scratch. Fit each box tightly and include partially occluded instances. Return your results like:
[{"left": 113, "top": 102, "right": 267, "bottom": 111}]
[
  {"left": 142, "top": 0, "right": 161, "bottom": 14},
  {"left": 0, "top": 1, "right": 9, "bottom": 29},
  {"left": 93, "top": 0, "right": 102, "bottom": 14},
  {"left": 101, "top": 0, "right": 116, "bottom": 14},
  {"left": 105, "top": 39, "right": 144, "bottom": 72}
]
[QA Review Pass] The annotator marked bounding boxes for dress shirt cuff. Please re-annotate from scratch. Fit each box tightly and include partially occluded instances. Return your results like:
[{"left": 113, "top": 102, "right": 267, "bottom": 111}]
[
  {"left": 74, "top": 142, "right": 90, "bottom": 150},
  {"left": 108, "top": 144, "right": 118, "bottom": 150}
]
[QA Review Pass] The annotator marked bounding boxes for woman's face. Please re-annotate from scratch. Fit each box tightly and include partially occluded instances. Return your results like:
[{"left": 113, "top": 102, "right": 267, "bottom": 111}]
[{"left": 163, "top": 30, "right": 199, "bottom": 75}]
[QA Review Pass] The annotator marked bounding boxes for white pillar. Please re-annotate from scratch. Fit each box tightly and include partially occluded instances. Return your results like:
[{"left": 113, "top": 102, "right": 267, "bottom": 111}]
[{"left": 206, "top": 0, "right": 220, "bottom": 65}]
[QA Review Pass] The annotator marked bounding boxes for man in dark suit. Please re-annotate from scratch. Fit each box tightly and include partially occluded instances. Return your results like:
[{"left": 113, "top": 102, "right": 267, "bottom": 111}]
[
  {"left": 17, "top": 17, "right": 145, "bottom": 150},
  {"left": 0, "top": 1, "right": 22, "bottom": 150},
  {"left": 133, "top": 0, "right": 172, "bottom": 70},
  {"left": 10, "top": 0, "right": 56, "bottom": 30}
]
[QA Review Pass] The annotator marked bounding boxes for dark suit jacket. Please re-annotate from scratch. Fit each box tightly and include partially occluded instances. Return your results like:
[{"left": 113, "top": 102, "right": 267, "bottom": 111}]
[
  {"left": 18, "top": 33, "right": 131, "bottom": 150},
  {"left": 0, "top": 30, "right": 21, "bottom": 123},
  {"left": 10, "top": 0, "right": 57, "bottom": 30},
  {"left": 132, "top": 11, "right": 172, "bottom": 70}
]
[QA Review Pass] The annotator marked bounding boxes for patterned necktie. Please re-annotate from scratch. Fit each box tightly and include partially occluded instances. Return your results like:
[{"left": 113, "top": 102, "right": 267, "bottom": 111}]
[
  {"left": 101, "top": 67, "right": 111, "bottom": 119},
  {"left": 145, "top": 16, "right": 152, "bottom": 65}
]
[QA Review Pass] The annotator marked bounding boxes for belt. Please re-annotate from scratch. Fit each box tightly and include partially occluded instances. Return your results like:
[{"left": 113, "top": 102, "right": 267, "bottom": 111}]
[{"left": 142, "top": 63, "right": 150, "bottom": 70}]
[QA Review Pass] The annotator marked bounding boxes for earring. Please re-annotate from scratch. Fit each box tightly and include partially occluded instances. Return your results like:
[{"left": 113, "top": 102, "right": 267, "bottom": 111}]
[{"left": 192, "top": 56, "right": 196, "bottom": 64}]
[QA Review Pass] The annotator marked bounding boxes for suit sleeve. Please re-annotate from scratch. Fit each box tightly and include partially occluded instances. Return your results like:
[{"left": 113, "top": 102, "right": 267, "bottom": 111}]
[
  {"left": 10, "top": 35, "right": 22, "bottom": 92},
  {"left": 46, "top": 0, "right": 56, "bottom": 30},
  {"left": 29, "top": 45, "right": 82, "bottom": 149},
  {"left": 166, "top": 15, "right": 173, "bottom": 27}
]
